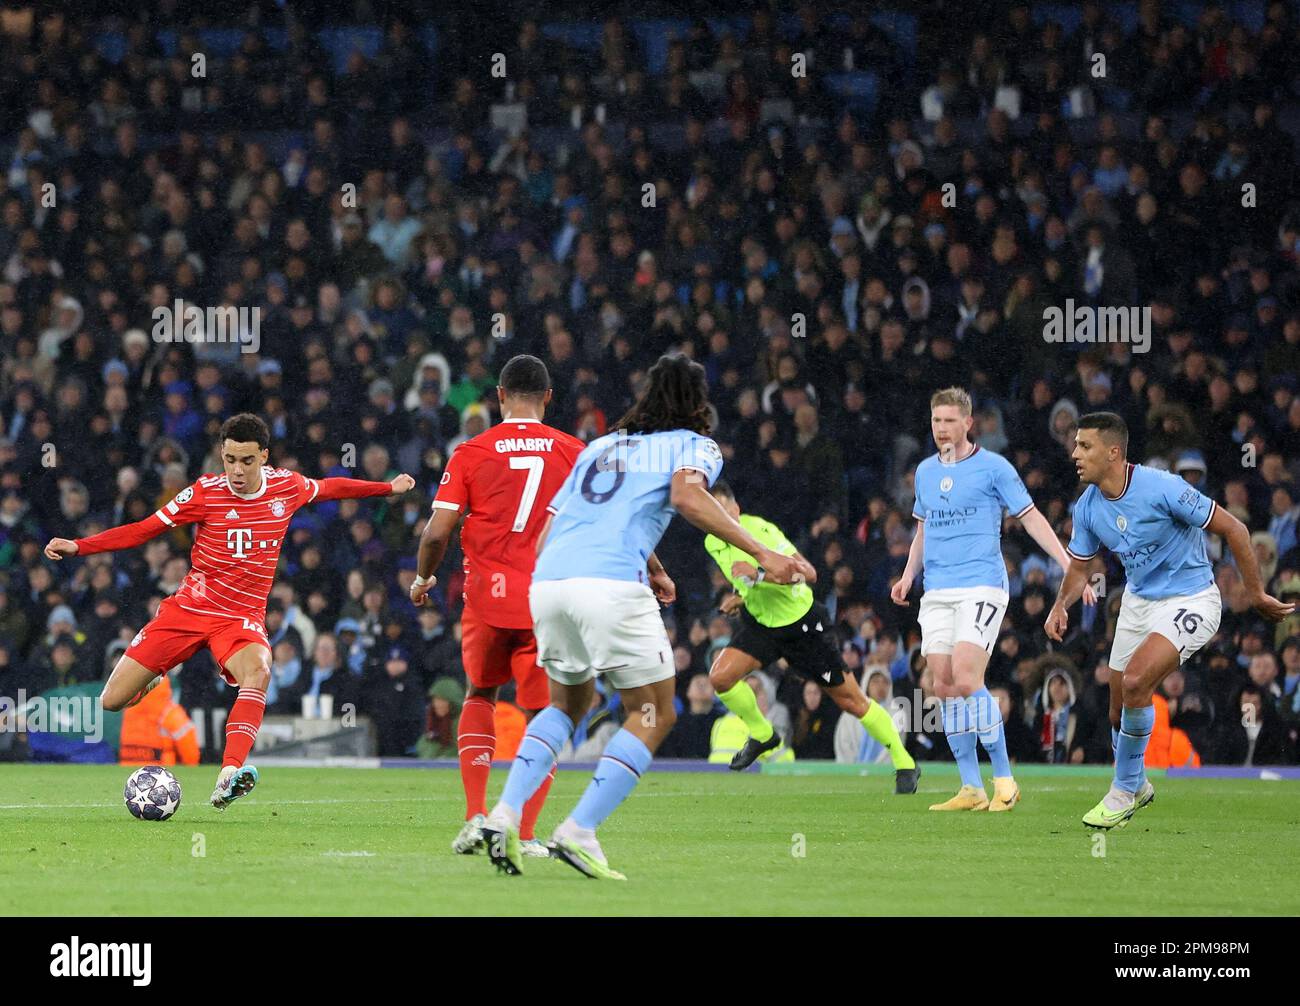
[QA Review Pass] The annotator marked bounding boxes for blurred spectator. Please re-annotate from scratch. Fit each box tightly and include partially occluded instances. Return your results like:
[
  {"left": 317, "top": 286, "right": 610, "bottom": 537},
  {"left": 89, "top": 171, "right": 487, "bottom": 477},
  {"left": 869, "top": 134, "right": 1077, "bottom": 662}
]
[
  {"left": 991, "top": 684, "right": 1038, "bottom": 764},
  {"left": 660, "top": 673, "right": 722, "bottom": 758},
  {"left": 1214, "top": 684, "right": 1295, "bottom": 765},
  {"left": 417, "top": 677, "right": 464, "bottom": 759},
  {"left": 1033, "top": 666, "right": 1077, "bottom": 764},
  {"left": 792, "top": 679, "right": 840, "bottom": 759},
  {"left": 363, "top": 644, "right": 426, "bottom": 756}
]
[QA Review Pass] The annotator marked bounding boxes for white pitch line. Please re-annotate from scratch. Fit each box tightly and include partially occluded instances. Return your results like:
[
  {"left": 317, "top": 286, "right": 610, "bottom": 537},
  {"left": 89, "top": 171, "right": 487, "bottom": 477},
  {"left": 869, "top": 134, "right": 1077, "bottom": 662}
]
[
  {"left": 4, "top": 784, "right": 1282, "bottom": 813},
  {"left": 0, "top": 796, "right": 444, "bottom": 811},
  {"left": 0, "top": 791, "right": 762, "bottom": 811},
  {"left": 0, "top": 790, "right": 966, "bottom": 810}
]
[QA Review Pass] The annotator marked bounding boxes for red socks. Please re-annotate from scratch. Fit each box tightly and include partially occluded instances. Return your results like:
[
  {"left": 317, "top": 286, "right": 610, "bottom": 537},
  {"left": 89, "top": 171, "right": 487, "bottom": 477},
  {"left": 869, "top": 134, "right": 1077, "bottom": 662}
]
[
  {"left": 458, "top": 697, "right": 496, "bottom": 819},
  {"left": 519, "top": 765, "right": 556, "bottom": 841},
  {"left": 459, "top": 696, "right": 558, "bottom": 836},
  {"left": 222, "top": 687, "right": 266, "bottom": 769}
]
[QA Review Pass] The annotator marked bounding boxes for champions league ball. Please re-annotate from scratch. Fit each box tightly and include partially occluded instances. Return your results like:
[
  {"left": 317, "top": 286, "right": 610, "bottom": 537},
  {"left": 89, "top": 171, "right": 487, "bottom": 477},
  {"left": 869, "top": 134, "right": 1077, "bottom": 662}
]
[{"left": 124, "top": 766, "right": 182, "bottom": 821}]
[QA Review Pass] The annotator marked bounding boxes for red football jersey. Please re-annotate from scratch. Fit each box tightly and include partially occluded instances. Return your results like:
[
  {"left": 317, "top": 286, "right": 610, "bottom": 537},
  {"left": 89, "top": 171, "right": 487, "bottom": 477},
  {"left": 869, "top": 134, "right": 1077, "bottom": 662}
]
[
  {"left": 433, "top": 419, "right": 584, "bottom": 629},
  {"left": 76, "top": 468, "right": 393, "bottom": 624}
]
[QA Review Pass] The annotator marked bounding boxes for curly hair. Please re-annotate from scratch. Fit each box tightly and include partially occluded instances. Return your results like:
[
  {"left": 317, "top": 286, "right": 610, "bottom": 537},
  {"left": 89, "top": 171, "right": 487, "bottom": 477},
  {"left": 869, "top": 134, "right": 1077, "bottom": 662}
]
[
  {"left": 615, "top": 354, "right": 712, "bottom": 436},
  {"left": 219, "top": 413, "right": 270, "bottom": 449}
]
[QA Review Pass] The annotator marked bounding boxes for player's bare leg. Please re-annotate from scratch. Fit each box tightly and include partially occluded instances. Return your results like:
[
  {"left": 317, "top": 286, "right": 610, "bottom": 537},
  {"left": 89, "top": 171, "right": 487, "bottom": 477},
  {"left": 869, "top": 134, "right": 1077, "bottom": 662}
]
[
  {"left": 210, "top": 642, "right": 271, "bottom": 811},
  {"left": 616, "top": 677, "right": 677, "bottom": 751},
  {"left": 1124, "top": 634, "right": 1182, "bottom": 716},
  {"left": 927, "top": 651, "right": 990, "bottom": 810},
  {"left": 928, "top": 654, "right": 957, "bottom": 701},
  {"left": 822, "top": 676, "right": 919, "bottom": 793},
  {"left": 550, "top": 677, "right": 677, "bottom": 881},
  {"left": 99, "top": 655, "right": 163, "bottom": 712},
  {"left": 549, "top": 677, "right": 594, "bottom": 722},
  {"left": 1084, "top": 638, "right": 1176, "bottom": 828},
  {"left": 484, "top": 677, "right": 592, "bottom": 875},
  {"left": 709, "top": 647, "right": 780, "bottom": 769}
]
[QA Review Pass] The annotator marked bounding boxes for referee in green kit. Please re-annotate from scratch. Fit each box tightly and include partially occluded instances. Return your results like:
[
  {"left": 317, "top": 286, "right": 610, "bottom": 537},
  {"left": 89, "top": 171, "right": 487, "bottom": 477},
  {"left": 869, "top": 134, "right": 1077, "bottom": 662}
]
[{"left": 703, "top": 480, "right": 918, "bottom": 792}]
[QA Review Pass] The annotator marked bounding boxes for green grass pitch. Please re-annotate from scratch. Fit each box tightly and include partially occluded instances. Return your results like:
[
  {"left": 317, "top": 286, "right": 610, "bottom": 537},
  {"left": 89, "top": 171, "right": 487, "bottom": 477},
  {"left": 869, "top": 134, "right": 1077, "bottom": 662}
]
[{"left": 1, "top": 763, "right": 1297, "bottom": 916}]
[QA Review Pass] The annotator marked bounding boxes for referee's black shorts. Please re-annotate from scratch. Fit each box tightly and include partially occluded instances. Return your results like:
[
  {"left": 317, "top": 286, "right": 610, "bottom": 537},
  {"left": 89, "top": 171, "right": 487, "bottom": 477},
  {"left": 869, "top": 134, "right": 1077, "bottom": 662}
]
[{"left": 727, "top": 602, "right": 845, "bottom": 687}]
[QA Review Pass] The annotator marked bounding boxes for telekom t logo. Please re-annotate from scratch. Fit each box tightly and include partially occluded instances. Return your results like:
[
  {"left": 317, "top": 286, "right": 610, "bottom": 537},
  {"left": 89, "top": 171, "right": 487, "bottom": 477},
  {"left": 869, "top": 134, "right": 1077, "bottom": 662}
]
[{"left": 226, "top": 528, "right": 253, "bottom": 558}]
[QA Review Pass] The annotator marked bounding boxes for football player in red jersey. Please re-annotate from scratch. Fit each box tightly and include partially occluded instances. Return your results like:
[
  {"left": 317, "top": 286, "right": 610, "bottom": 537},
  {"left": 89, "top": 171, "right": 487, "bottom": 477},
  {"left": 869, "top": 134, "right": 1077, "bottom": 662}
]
[
  {"left": 410, "top": 355, "right": 585, "bottom": 858},
  {"left": 43, "top": 413, "right": 415, "bottom": 810}
]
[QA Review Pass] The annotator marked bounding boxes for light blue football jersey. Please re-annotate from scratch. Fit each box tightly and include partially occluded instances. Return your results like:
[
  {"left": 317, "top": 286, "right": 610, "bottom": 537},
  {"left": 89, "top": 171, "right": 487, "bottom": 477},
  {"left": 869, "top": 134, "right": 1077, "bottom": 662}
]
[
  {"left": 533, "top": 429, "right": 724, "bottom": 584},
  {"left": 912, "top": 445, "right": 1034, "bottom": 592},
  {"left": 1067, "top": 463, "right": 1215, "bottom": 600}
]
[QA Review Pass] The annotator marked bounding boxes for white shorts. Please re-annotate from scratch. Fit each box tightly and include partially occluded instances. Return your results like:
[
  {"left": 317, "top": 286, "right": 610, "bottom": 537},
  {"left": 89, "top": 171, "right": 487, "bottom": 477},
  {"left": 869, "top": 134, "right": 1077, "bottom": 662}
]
[
  {"left": 1109, "top": 584, "right": 1221, "bottom": 673},
  {"left": 529, "top": 577, "right": 674, "bottom": 691},
  {"left": 919, "top": 586, "right": 1009, "bottom": 656}
]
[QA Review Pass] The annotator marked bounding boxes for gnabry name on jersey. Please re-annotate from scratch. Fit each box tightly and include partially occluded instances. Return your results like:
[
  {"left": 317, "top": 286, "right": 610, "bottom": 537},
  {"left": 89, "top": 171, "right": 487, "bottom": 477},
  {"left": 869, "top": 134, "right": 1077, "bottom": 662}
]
[{"left": 494, "top": 437, "right": 556, "bottom": 453}]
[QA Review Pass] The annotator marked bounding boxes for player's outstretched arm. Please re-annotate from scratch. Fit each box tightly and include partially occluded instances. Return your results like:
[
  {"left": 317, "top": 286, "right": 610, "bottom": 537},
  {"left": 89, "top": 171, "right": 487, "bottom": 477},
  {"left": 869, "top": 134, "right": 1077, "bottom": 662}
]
[
  {"left": 410, "top": 504, "right": 461, "bottom": 607},
  {"left": 890, "top": 519, "right": 924, "bottom": 605},
  {"left": 1046, "top": 555, "right": 1093, "bottom": 641},
  {"left": 1207, "top": 505, "right": 1296, "bottom": 623},
  {"left": 312, "top": 473, "right": 415, "bottom": 503},
  {"left": 1018, "top": 505, "right": 1097, "bottom": 605},
  {"left": 43, "top": 537, "right": 80, "bottom": 560},
  {"left": 670, "top": 470, "right": 811, "bottom": 585},
  {"left": 48, "top": 511, "right": 172, "bottom": 558}
]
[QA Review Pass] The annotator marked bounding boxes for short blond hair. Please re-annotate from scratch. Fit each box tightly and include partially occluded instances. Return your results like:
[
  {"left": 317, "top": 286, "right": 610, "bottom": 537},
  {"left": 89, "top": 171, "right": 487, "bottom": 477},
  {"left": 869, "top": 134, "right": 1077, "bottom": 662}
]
[{"left": 930, "top": 387, "right": 973, "bottom": 417}]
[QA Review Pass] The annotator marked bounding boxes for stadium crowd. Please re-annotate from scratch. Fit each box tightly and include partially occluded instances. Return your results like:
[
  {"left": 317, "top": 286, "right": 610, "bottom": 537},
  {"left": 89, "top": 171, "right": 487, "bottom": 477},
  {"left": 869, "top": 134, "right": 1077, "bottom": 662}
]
[{"left": 1, "top": 1, "right": 1300, "bottom": 766}]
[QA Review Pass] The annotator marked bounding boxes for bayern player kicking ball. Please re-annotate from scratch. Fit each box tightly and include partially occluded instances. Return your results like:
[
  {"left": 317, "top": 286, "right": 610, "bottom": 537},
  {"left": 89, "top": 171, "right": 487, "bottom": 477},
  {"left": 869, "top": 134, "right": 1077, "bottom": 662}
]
[
  {"left": 43, "top": 414, "right": 415, "bottom": 810},
  {"left": 1046, "top": 412, "right": 1293, "bottom": 829},
  {"left": 482, "top": 354, "right": 813, "bottom": 879},
  {"left": 409, "top": 355, "right": 584, "bottom": 859},
  {"left": 892, "top": 387, "right": 1094, "bottom": 813}
]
